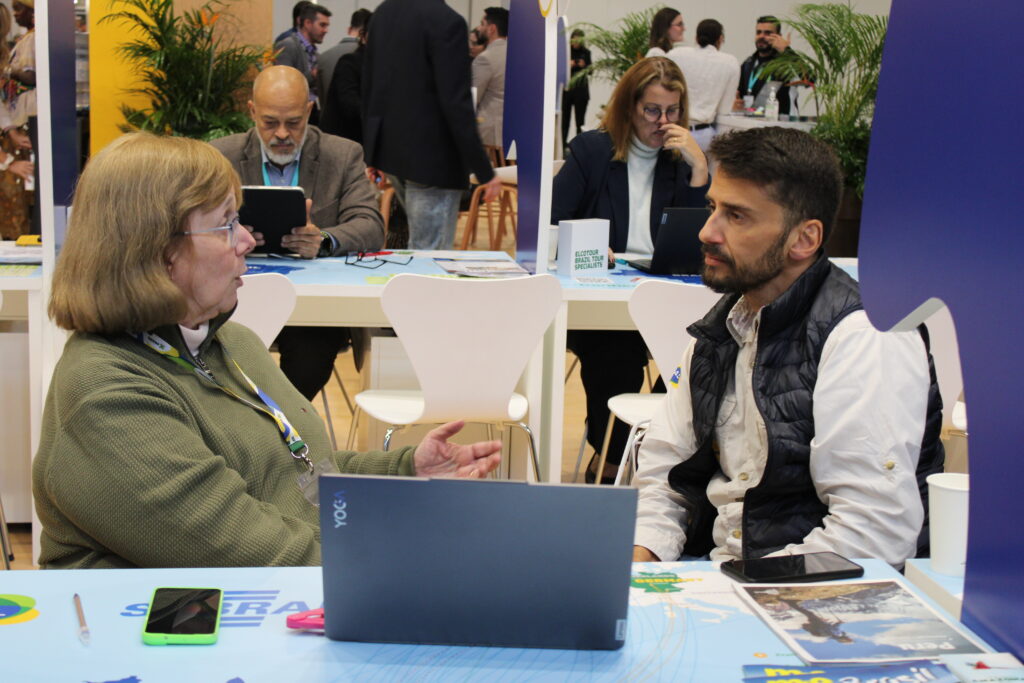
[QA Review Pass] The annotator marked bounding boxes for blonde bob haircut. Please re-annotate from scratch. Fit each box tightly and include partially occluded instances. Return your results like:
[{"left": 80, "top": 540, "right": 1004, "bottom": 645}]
[
  {"left": 601, "top": 57, "right": 690, "bottom": 162},
  {"left": 49, "top": 133, "right": 241, "bottom": 334}
]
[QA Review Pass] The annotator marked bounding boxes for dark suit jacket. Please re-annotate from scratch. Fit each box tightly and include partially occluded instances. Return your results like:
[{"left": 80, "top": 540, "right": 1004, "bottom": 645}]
[
  {"left": 210, "top": 126, "right": 384, "bottom": 253},
  {"left": 321, "top": 49, "right": 363, "bottom": 144},
  {"left": 274, "top": 34, "right": 317, "bottom": 96},
  {"left": 362, "top": 0, "right": 494, "bottom": 189},
  {"left": 551, "top": 130, "right": 709, "bottom": 252}
]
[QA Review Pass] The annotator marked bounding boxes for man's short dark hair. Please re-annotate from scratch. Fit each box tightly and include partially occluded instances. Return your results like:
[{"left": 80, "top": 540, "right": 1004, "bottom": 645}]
[
  {"left": 291, "top": 1, "right": 312, "bottom": 27},
  {"left": 350, "top": 8, "right": 371, "bottom": 31},
  {"left": 298, "top": 3, "right": 331, "bottom": 25},
  {"left": 757, "top": 15, "right": 782, "bottom": 33},
  {"left": 484, "top": 7, "right": 509, "bottom": 38},
  {"left": 696, "top": 19, "right": 723, "bottom": 48},
  {"left": 709, "top": 128, "right": 843, "bottom": 245}
]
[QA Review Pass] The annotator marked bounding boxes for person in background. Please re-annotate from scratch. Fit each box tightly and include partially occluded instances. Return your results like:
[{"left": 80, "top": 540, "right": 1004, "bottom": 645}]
[
  {"left": 317, "top": 8, "right": 371, "bottom": 110},
  {"left": 632, "top": 127, "right": 944, "bottom": 566},
  {"left": 469, "top": 27, "right": 487, "bottom": 59},
  {"left": 665, "top": 19, "right": 740, "bottom": 153},
  {"left": 211, "top": 65, "right": 381, "bottom": 402},
  {"left": 561, "top": 29, "right": 591, "bottom": 149},
  {"left": 3, "top": 0, "right": 36, "bottom": 233},
  {"left": 274, "top": 2, "right": 331, "bottom": 125},
  {"left": 552, "top": 57, "right": 709, "bottom": 483},
  {"left": 0, "top": 3, "right": 32, "bottom": 238},
  {"left": 646, "top": 7, "right": 683, "bottom": 56},
  {"left": 34, "top": 132, "right": 502, "bottom": 569},
  {"left": 363, "top": 0, "right": 500, "bottom": 250},
  {"left": 321, "top": 12, "right": 371, "bottom": 144},
  {"left": 736, "top": 15, "right": 792, "bottom": 116},
  {"left": 274, "top": 0, "right": 312, "bottom": 44},
  {"left": 472, "top": 7, "right": 508, "bottom": 149}
]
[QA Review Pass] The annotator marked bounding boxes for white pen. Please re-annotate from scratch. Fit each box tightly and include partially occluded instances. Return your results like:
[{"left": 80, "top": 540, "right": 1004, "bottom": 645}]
[{"left": 73, "top": 593, "right": 90, "bottom": 645}]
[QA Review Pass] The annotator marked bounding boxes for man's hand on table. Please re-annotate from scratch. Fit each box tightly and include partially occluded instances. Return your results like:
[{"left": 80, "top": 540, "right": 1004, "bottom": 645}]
[
  {"left": 633, "top": 545, "right": 661, "bottom": 562},
  {"left": 281, "top": 198, "right": 323, "bottom": 259}
]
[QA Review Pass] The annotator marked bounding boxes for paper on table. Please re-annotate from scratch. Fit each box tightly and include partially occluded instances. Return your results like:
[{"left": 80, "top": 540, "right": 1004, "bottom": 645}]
[{"left": 0, "top": 242, "right": 42, "bottom": 264}]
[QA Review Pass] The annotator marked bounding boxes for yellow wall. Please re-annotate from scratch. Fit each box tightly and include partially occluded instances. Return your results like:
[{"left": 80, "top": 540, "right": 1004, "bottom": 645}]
[{"left": 89, "top": 0, "right": 272, "bottom": 155}]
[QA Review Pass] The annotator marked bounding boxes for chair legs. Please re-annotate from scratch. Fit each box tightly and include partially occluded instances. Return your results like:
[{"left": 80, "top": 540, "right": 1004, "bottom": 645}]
[
  {"left": 593, "top": 418, "right": 617, "bottom": 486},
  {"left": 0, "top": 491, "right": 13, "bottom": 570},
  {"left": 331, "top": 366, "right": 355, "bottom": 415},
  {"left": 345, "top": 405, "right": 362, "bottom": 450},
  {"left": 613, "top": 420, "right": 650, "bottom": 487},
  {"left": 320, "top": 391, "right": 338, "bottom": 450},
  {"left": 509, "top": 421, "right": 542, "bottom": 482},
  {"left": 571, "top": 419, "right": 589, "bottom": 483}
]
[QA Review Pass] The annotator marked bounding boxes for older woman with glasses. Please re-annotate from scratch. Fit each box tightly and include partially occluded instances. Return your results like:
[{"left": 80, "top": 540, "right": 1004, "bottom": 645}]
[
  {"left": 552, "top": 57, "right": 709, "bottom": 483},
  {"left": 34, "top": 133, "right": 501, "bottom": 569}
]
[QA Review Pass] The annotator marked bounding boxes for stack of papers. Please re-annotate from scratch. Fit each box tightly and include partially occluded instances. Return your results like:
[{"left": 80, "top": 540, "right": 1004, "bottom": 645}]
[
  {"left": 433, "top": 258, "right": 529, "bottom": 278},
  {"left": 0, "top": 242, "right": 42, "bottom": 264}
]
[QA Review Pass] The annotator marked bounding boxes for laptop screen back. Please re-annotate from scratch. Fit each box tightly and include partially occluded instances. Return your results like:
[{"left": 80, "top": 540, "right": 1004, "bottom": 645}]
[{"left": 319, "top": 475, "right": 637, "bottom": 650}]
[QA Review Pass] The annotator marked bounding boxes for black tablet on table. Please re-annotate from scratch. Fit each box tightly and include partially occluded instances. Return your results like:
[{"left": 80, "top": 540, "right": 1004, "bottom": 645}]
[{"left": 238, "top": 185, "right": 307, "bottom": 255}]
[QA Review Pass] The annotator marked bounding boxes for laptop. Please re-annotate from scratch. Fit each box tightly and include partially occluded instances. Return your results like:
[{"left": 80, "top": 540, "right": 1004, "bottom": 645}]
[
  {"left": 318, "top": 475, "right": 637, "bottom": 650},
  {"left": 627, "top": 207, "right": 709, "bottom": 275}
]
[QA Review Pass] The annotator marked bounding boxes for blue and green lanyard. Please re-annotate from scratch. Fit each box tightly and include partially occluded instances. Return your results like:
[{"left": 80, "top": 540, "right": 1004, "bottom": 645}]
[{"left": 137, "top": 331, "right": 337, "bottom": 505}]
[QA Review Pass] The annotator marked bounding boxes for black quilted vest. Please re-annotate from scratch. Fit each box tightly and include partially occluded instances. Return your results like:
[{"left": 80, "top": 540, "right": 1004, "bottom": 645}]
[{"left": 668, "top": 255, "right": 945, "bottom": 558}]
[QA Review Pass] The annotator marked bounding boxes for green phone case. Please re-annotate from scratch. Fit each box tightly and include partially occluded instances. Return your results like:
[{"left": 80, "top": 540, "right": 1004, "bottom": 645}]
[{"left": 141, "top": 587, "right": 223, "bottom": 646}]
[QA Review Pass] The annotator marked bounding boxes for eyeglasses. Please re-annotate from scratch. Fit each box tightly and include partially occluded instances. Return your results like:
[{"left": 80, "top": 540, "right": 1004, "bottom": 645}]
[
  {"left": 641, "top": 105, "right": 682, "bottom": 123},
  {"left": 344, "top": 251, "right": 414, "bottom": 269},
  {"left": 178, "top": 217, "right": 243, "bottom": 247}
]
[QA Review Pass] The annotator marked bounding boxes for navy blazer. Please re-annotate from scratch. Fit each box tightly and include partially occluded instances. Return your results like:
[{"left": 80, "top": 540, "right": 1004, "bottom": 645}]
[
  {"left": 361, "top": 0, "right": 494, "bottom": 189},
  {"left": 551, "top": 130, "right": 709, "bottom": 252}
]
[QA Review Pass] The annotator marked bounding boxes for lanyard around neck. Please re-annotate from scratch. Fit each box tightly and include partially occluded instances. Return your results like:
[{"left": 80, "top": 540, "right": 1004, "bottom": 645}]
[
  {"left": 262, "top": 160, "right": 300, "bottom": 187},
  {"left": 136, "top": 331, "right": 313, "bottom": 473}
]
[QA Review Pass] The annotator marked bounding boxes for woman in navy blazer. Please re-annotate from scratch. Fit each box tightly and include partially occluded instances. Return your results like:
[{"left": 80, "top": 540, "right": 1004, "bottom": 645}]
[{"left": 552, "top": 57, "right": 710, "bottom": 482}]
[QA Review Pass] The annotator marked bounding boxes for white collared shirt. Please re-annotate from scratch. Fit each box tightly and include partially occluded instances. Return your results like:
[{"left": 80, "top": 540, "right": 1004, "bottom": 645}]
[
  {"left": 665, "top": 45, "right": 741, "bottom": 126},
  {"left": 633, "top": 301, "right": 931, "bottom": 567}
]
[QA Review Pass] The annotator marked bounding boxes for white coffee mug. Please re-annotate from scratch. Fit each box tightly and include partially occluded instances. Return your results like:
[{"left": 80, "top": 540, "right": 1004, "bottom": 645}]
[{"left": 927, "top": 472, "right": 969, "bottom": 576}]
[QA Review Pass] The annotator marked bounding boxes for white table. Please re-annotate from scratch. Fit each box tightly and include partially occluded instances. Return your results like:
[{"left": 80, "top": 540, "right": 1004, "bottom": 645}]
[
  {"left": 0, "top": 262, "right": 44, "bottom": 522},
  {"left": 251, "top": 252, "right": 700, "bottom": 480}
]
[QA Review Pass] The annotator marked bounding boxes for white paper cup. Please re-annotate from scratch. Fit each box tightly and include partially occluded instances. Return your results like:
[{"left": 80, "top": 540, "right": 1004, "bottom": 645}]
[{"left": 928, "top": 472, "right": 969, "bottom": 576}]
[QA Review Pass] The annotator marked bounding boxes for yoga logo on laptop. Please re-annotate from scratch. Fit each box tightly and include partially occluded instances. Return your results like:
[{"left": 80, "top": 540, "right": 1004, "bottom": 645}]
[{"left": 332, "top": 489, "right": 348, "bottom": 528}]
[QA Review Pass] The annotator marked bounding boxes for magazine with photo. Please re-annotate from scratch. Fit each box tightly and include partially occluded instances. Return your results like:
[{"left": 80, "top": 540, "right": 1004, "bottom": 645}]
[
  {"left": 433, "top": 258, "right": 530, "bottom": 278},
  {"left": 734, "top": 579, "right": 989, "bottom": 664}
]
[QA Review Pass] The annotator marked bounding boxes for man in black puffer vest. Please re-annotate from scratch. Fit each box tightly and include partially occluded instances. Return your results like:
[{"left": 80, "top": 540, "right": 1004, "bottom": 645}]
[{"left": 633, "top": 128, "right": 944, "bottom": 568}]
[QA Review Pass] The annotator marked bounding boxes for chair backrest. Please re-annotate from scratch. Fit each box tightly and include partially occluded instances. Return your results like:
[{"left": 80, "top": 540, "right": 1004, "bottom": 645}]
[
  {"left": 380, "top": 273, "right": 562, "bottom": 422},
  {"left": 628, "top": 280, "right": 722, "bottom": 385},
  {"left": 232, "top": 273, "right": 298, "bottom": 348},
  {"left": 922, "top": 304, "right": 963, "bottom": 430}
]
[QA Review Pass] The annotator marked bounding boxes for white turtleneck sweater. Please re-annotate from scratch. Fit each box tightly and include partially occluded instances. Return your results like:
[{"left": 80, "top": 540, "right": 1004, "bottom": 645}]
[{"left": 625, "top": 139, "right": 660, "bottom": 255}]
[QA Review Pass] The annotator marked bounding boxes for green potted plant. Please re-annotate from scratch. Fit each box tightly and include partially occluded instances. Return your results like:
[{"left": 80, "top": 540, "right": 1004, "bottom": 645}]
[
  {"left": 759, "top": 3, "right": 888, "bottom": 256},
  {"left": 568, "top": 7, "right": 660, "bottom": 88},
  {"left": 102, "top": 0, "right": 269, "bottom": 141}
]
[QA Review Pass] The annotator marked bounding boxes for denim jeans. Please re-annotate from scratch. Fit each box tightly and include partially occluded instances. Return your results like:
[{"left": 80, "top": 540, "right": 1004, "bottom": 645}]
[{"left": 387, "top": 175, "right": 463, "bottom": 250}]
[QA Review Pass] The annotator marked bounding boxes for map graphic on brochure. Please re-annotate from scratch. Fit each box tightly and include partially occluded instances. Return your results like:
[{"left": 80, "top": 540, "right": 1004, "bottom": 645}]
[{"left": 735, "top": 579, "right": 989, "bottom": 664}]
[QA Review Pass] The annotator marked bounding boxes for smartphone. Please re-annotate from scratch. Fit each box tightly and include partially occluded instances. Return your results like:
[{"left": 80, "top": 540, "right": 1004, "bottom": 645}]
[
  {"left": 142, "top": 587, "right": 223, "bottom": 645},
  {"left": 720, "top": 551, "right": 864, "bottom": 583}
]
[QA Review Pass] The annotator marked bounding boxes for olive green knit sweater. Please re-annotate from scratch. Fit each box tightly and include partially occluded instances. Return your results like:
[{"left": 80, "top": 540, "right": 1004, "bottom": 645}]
[{"left": 32, "top": 317, "right": 415, "bottom": 569}]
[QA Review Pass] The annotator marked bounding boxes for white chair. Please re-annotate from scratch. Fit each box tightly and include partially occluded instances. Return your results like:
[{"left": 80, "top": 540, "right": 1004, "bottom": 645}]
[
  {"left": 346, "top": 273, "right": 563, "bottom": 480},
  {"left": 578, "top": 280, "right": 721, "bottom": 485},
  {"left": 233, "top": 273, "right": 359, "bottom": 448},
  {"left": 232, "top": 273, "right": 297, "bottom": 347}
]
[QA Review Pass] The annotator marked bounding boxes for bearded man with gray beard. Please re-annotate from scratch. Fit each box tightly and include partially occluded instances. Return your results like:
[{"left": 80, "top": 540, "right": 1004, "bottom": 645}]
[{"left": 211, "top": 66, "right": 383, "bottom": 400}]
